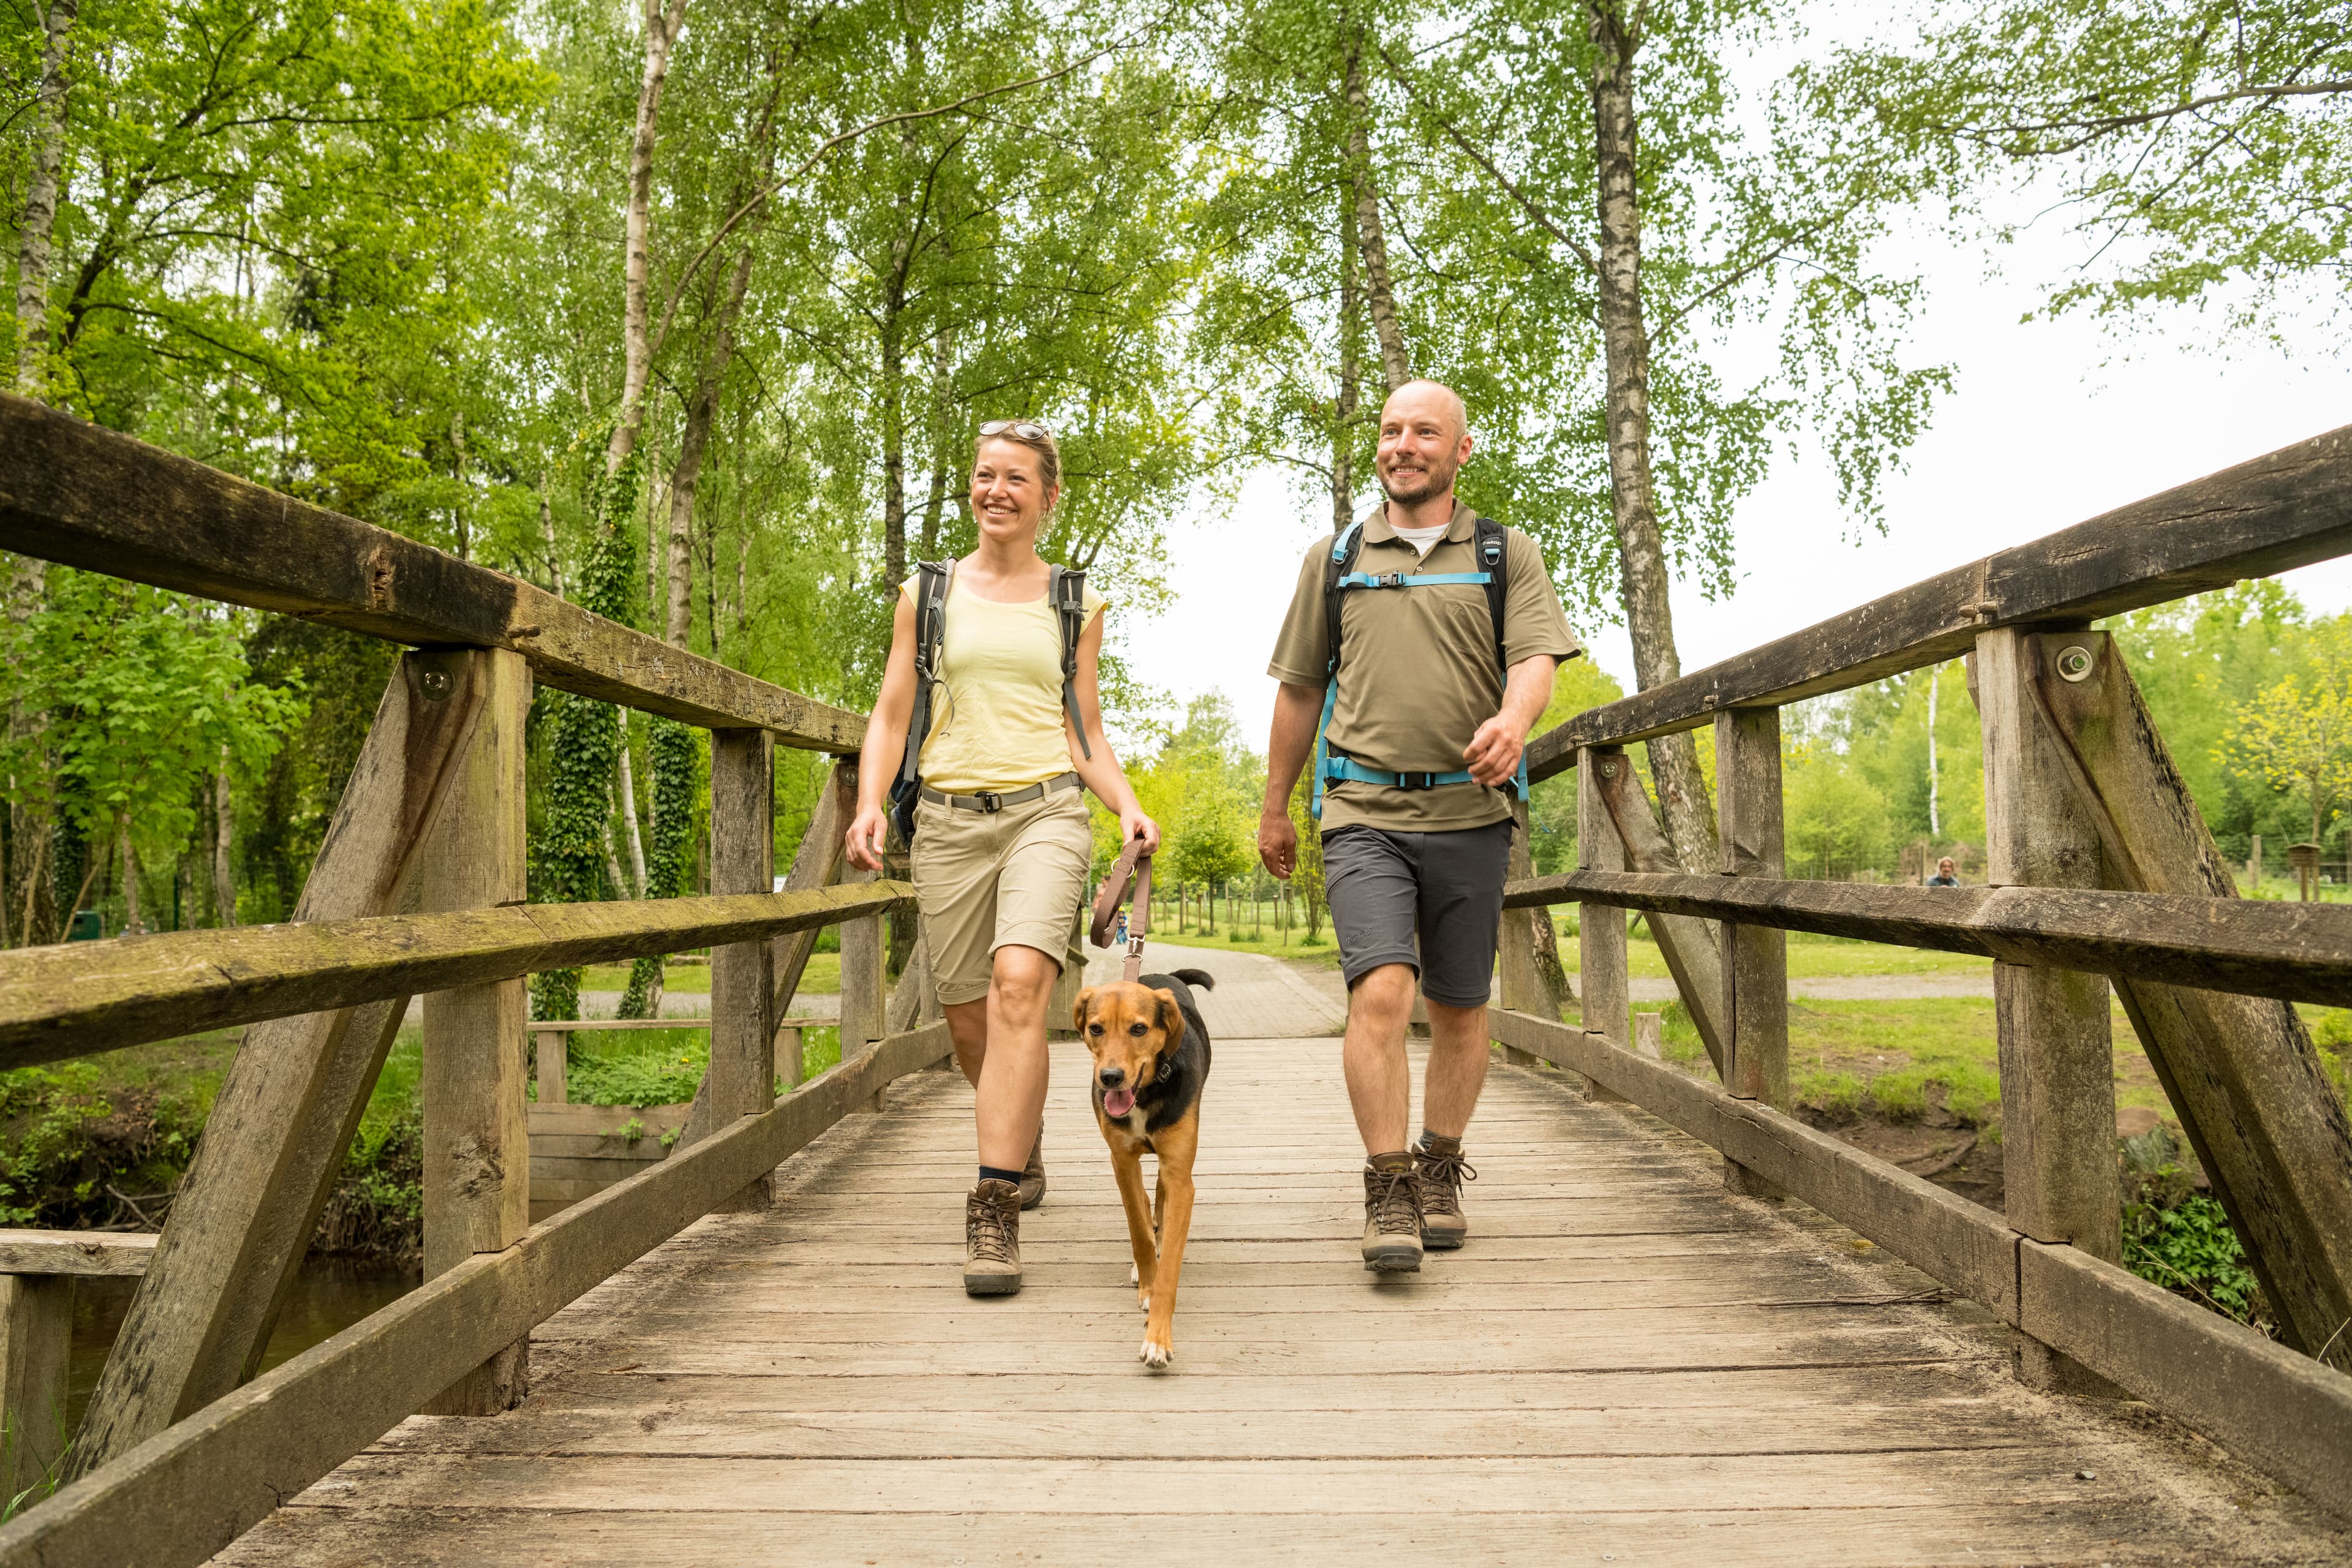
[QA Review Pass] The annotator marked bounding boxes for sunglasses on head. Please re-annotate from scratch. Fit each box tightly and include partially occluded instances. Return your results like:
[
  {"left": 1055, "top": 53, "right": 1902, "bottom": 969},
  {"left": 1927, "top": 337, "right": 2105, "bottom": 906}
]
[{"left": 978, "top": 419, "right": 1052, "bottom": 441}]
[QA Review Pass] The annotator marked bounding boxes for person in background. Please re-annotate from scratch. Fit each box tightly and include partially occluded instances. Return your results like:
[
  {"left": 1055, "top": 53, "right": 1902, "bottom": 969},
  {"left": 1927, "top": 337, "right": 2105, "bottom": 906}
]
[{"left": 1927, "top": 856, "right": 1961, "bottom": 888}]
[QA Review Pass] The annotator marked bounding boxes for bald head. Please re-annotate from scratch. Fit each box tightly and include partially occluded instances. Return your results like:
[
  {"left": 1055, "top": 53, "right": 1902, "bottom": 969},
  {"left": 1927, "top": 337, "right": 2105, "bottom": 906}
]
[
  {"left": 1384, "top": 379, "right": 1468, "bottom": 441},
  {"left": 1374, "top": 380, "right": 1474, "bottom": 510}
]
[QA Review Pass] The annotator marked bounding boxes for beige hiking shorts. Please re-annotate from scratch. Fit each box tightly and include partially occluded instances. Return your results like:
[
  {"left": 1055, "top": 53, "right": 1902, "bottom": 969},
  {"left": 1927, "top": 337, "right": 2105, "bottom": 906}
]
[{"left": 910, "top": 786, "right": 1093, "bottom": 1006}]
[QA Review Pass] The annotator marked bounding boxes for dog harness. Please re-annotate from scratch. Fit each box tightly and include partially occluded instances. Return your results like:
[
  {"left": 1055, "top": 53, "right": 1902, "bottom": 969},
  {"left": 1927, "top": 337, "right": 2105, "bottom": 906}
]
[
  {"left": 1090, "top": 831, "right": 1156, "bottom": 982},
  {"left": 1311, "top": 514, "right": 1526, "bottom": 818}
]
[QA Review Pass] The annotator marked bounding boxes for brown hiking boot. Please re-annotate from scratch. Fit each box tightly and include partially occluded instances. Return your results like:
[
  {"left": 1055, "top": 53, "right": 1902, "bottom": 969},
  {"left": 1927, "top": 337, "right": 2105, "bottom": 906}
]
[
  {"left": 1019, "top": 1131, "right": 1046, "bottom": 1210},
  {"left": 1415, "top": 1135, "right": 1476, "bottom": 1251},
  {"left": 964, "top": 1178, "right": 1023, "bottom": 1295},
  {"left": 1361, "top": 1155, "right": 1423, "bottom": 1273}
]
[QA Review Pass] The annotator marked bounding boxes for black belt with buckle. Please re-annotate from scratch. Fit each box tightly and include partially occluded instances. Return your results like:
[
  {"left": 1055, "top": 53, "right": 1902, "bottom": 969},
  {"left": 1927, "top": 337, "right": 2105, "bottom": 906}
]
[{"left": 919, "top": 772, "right": 1082, "bottom": 813}]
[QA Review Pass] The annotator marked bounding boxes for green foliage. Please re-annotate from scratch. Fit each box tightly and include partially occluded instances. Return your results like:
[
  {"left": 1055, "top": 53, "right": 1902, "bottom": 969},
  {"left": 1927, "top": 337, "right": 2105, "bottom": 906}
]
[
  {"left": 1784, "top": 759, "right": 1894, "bottom": 878},
  {"left": 2125, "top": 1172, "right": 2266, "bottom": 1329},
  {"left": 619, "top": 717, "right": 704, "bottom": 1017},
  {"left": 2220, "top": 614, "right": 2352, "bottom": 849},
  {"left": 1807, "top": 1, "right": 2352, "bottom": 336},
  {"left": 532, "top": 464, "right": 641, "bottom": 1023},
  {"left": 0, "top": 572, "right": 305, "bottom": 921}
]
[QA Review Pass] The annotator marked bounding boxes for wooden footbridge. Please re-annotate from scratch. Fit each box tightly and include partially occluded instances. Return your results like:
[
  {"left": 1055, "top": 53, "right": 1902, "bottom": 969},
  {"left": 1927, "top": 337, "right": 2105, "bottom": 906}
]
[{"left": 0, "top": 392, "right": 2349, "bottom": 1564}]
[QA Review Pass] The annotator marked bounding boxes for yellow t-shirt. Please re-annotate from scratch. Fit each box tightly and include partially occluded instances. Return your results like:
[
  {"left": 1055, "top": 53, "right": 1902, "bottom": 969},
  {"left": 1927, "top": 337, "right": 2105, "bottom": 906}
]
[{"left": 902, "top": 570, "right": 1107, "bottom": 793}]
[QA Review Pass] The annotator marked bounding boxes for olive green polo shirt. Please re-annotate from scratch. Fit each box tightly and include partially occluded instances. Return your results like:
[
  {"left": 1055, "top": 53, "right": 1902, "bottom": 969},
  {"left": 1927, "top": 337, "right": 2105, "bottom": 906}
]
[{"left": 1268, "top": 501, "right": 1582, "bottom": 834}]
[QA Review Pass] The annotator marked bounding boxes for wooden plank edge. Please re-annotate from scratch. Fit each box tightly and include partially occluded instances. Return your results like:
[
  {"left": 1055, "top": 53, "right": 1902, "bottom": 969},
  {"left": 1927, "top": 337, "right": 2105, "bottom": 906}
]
[
  {"left": 1504, "top": 872, "right": 2352, "bottom": 1007},
  {"left": 0, "top": 1231, "right": 156, "bottom": 1277},
  {"left": 0, "top": 1019, "right": 954, "bottom": 1568},
  {"left": 1488, "top": 1006, "right": 2352, "bottom": 1525},
  {"left": 1526, "top": 423, "right": 2352, "bottom": 777},
  {"left": 2018, "top": 1240, "right": 2352, "bottom": 1523},
  {"left": 0, "top": 883, "right": 911, "bottom": 1070}
]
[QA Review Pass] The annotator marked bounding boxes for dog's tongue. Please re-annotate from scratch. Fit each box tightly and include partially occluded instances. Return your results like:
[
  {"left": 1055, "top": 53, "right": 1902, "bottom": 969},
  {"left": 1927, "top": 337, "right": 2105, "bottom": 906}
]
[{"left": 1103, "top": 1086, "right": 1136, "bottom": 1118}]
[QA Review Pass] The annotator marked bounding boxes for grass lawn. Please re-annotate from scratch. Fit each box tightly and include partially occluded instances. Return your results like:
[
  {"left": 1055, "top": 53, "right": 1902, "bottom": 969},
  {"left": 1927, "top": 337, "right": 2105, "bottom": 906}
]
[
  {"left": 1579, "top": 992, "right": 2352, "bottom": 1138},
  {"left": 576, "top": 952, "right": 842, "bottom": 997}
]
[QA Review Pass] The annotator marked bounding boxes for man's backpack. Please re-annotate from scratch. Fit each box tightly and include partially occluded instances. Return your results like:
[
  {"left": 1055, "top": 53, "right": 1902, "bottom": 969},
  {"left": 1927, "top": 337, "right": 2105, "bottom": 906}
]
[
  {"left": 1310, "top": 514, "right": 1521, "bottom": 819},
  {"left": 889, "top": 560, "right": 1092, "bottom": 840}
]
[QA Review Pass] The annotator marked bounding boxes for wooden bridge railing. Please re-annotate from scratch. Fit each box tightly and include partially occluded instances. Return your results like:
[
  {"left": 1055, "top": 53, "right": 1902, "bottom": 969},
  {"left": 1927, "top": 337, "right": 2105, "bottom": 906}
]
[
  {"left": 0, "top": 394, "right": 949, "bottom": 1567},
  {"left": 1491, "top": 421, "right": 2352, "bottom": 1520}
]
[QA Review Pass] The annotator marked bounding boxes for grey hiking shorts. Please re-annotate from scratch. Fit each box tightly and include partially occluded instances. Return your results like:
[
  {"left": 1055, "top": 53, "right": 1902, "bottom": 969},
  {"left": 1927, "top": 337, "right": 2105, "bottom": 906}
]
[{"left": 1321, "top": 818, "right": 1514, "bottom": 1009}]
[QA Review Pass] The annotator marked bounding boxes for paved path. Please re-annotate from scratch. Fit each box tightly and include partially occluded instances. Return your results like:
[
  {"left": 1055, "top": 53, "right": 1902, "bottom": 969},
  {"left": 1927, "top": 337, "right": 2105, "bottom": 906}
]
[{"left": 217, "top": 1020, "right": 2343, "bottom": 1564}]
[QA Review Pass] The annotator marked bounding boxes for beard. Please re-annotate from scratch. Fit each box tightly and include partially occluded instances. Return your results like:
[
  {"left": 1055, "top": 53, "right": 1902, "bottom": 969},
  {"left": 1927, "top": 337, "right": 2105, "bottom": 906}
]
[{"left": 1378, "top": 458, "right": 1453, "bottom": 504}]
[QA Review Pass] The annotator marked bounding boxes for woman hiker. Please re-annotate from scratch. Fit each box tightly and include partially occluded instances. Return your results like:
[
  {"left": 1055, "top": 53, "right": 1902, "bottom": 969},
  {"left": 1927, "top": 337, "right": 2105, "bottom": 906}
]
[{"left": 846, "top": 418, "right": 1158, "bottom": 1296}]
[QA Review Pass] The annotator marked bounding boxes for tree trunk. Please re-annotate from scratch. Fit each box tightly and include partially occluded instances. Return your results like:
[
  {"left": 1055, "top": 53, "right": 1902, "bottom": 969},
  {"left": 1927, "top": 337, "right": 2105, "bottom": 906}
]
[
  {"left": 14, "top": 0, "right": 77, "bottom": 396},
  {"left": 605, "top": 0, "right": 691, "bottom": 482},
  {"left": 450, "top": 409, "right": 471, "bottom": 562},
  {"left": 1333, "top": 190, "right": 1362, "bottom": 532},
  {"left": 880, "top": 263, "right": 910, "bottom": 590},
  {"left": 213, "top": 753, "right": 236, "bottom": 927},
  {"left": 538, "top": 478, "right": 564, "bottom": 598},
  {"left": 1588, "top": 0, "right": 1715, "bottom": 871},
  {"left": 118, "top": 815, "right": 141, "bottom": 936},
  {"left": 617, "top": 741, "right": 647, "bottom": 895},
  {"left": 1343, "top": 30, "right": 1410, "bottom": 394}
]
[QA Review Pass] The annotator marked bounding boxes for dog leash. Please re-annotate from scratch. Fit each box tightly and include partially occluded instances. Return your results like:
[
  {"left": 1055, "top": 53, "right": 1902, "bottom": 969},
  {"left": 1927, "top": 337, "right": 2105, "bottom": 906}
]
[{"left": 1088, "top": 831, "right": 1154, "bottom": 982}]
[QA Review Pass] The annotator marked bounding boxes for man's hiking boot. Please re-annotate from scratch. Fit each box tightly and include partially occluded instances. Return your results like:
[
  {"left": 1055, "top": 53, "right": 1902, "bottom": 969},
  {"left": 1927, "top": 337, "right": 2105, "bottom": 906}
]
[
  {"left": 964, "top": 1178, "right": 1023, "bottom": 1295},
  {"left": 1019, "top": 1131, "right": 1046, "bottom": 1210},
  {"left": 1415, "top": 1134, "right": 1476, "bottom": 1251},
  {"left": 1361, "top": 1154, "right": 1424, "bottom": 1273}
]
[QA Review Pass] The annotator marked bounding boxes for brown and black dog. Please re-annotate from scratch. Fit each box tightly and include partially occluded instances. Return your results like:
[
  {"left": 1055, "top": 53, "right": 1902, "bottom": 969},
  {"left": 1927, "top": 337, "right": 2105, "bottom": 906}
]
[{"left": 1072, "top": 968, "right": 1214, "bottom": 1370}]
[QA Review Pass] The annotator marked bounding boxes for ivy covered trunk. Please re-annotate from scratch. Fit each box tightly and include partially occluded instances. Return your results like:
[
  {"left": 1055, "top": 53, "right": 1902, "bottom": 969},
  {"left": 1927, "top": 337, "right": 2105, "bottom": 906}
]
[
  {"left": 531, "top": 459, "right": 641, "bottom": 1023},
  {"left": 617, "top": 717, "right": 699, "bottom": 1017}
]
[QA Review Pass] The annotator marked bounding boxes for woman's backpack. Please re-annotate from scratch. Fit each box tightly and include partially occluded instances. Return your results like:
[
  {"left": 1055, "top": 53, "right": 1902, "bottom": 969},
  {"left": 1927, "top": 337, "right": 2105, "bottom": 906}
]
[{"left": 888, "top": 561, "right": 1091, "bottom": 840}]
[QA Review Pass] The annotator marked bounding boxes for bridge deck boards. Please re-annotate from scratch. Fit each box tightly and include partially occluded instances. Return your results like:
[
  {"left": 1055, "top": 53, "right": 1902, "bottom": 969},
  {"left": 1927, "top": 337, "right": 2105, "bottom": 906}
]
[{"left": 213, "top": 950, "right": 2345, "bottom": 1566}]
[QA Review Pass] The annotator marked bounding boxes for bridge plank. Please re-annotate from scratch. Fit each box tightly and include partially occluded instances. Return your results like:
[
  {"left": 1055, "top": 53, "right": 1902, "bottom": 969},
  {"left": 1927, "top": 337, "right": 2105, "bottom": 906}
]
[{"left": 200, "top": 1034, "right": 2350, "bottom": 1567}]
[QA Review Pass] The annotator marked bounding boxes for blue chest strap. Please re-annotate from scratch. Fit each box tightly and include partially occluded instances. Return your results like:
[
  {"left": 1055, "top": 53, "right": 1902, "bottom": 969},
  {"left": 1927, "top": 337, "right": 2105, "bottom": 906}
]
[{"left": 1310, "top": 524, "right": 1526, "bottom": 818}]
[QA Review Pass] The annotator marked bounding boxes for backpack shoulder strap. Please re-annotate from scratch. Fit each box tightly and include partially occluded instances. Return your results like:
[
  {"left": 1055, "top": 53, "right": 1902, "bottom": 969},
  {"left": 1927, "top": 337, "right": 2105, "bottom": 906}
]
[
  {"left": 1321, "top": 520, "right": 1366, "bottom": 677},
  {"left": 1474, "top": 516, "right": 1509, "bottom": 671},
  {"left": 1049, "top": 564, "right": 1092, "bottom": 761},
  {"left": 899, "top": 560, "right": 954, "bottom": 788}
]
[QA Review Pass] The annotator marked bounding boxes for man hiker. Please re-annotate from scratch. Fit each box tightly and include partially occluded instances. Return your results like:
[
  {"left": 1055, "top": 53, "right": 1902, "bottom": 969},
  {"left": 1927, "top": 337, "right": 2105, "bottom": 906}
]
[{"left": 1257, "top": 379, "right": 1581, "bottom": 1272}]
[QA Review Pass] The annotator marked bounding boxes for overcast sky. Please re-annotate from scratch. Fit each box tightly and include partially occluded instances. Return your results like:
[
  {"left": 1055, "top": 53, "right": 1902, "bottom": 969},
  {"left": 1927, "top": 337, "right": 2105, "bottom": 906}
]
[{"left": 1112, "top": 209, "right": 2352, "bottom": 753}]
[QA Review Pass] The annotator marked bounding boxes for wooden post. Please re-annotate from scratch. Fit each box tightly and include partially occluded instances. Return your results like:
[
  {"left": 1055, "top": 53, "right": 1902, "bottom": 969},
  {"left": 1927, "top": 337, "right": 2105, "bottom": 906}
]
[
  {"left": 2030, "top": 631, "right": 2352, "bottom": 1371},
  {"left": 0, "top": 1275, "right": 72, "bottom": 1501},
  {"left": 1577, "top": 748, "right": 1630, "bottom": 1104},
  {"left": 1498, "top": 798, "right": 1565, "bottom": 1068},
  {"left": 420, "top": 647, "right": 532, "bottom": 1416},
  {"left": 71, "top": 649, "right": 492, "bottom": 1474},
  {"left": 1717, "top": 707, "right": 1790, "bottom": 1199},
  {"left": 1977, "top": 627, "right": 2121, "bottom": 1395},
  {"left": 709, "top": 728, "right": 776, "bottom": 1212},
  {"left": 533, "top": 1030, "right": 568, "bottom": 1106},
  {"left": 839, "top": 869, "right": 888, "bottom": 1058},
  {"left": 1589, "top": 756, "right": 1729, "bottom": 1079},
  {"left": 1634, "top": 1011, "right": 1663, "bottom": 1060}
]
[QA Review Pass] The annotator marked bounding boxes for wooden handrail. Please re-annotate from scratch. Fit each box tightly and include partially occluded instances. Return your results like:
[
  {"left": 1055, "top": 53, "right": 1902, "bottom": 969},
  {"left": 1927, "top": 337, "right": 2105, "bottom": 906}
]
[
  {"left": 0, "top": 1020, "right": 956, "bottom": 1568},
  {"left": 1528, "top": 421, "right": 2352, "bottom": 778},
  {"left": 0, "top": 394, "right": 865, "bottom": 750},
  {"left": 1504, "top": 870, "right": 2352, "bottom": 1006},
  {"left": 0, "top": 881, "right": 911, "bottom": 1070}
]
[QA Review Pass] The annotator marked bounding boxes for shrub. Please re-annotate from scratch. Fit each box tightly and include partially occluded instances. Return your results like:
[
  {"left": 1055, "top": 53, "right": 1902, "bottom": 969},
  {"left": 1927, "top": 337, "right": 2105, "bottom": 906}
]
[{"left": 2124, "top": 1168, "right": 2267, "bottom": 1330}]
